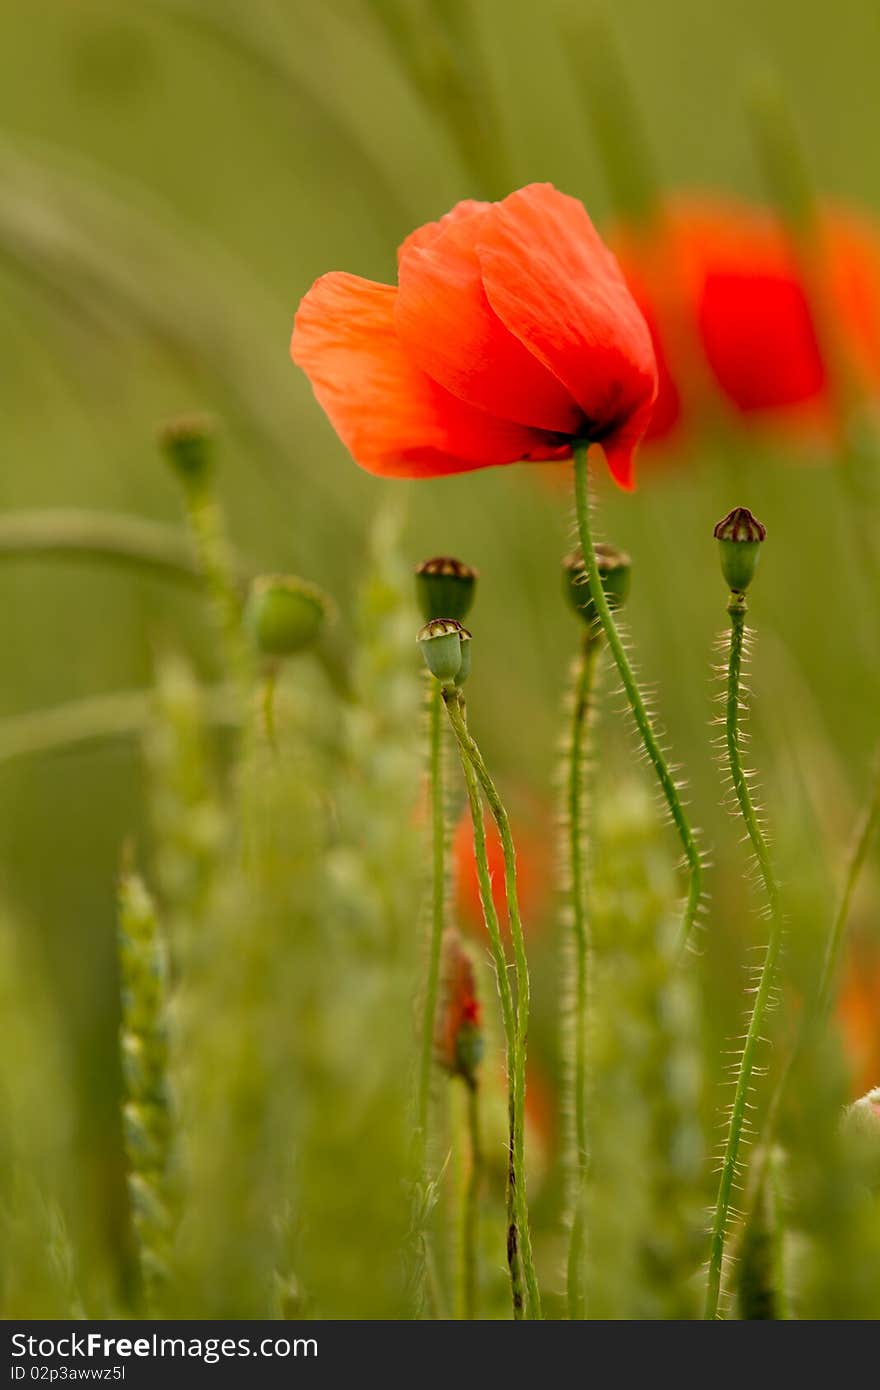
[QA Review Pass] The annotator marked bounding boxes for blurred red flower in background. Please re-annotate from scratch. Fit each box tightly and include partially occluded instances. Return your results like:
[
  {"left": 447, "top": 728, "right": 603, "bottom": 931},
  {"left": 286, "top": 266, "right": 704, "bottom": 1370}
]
[
  {"left": 435, "top": 930, "right": 483, "bottom": 1085},
  {"left": 611, "top": 198, "right": 880, "bottom": 446},
  {"left": 837, "top": 940, "right": 880, "bottom": 1097},
  {"left": 453, "top": 806, "right": 547, "bottom": 941},
  {"left": 291, "top": 183, "right": 657, "bottom": 489}
]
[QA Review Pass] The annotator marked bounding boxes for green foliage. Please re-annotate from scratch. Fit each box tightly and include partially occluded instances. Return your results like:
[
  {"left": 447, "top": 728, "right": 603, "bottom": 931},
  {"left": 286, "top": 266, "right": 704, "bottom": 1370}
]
[{"left": 0, "top": 0, "right": 879, "bottom": 1322}]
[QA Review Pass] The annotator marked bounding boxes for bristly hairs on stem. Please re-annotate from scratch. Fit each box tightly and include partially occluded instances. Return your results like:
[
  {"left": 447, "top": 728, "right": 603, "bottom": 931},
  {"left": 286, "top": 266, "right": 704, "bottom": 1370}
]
[
  {"left": 442, "top": 689, "right": 543, "bottom": 1320},
  {"left": 560, "top": 633, "right": 601, "bottom": 1318},
  {"left": 445, "top": 693, "right": 524, "bottom": 1318},
  {"left": 572, "top": 443, "right": 704, "bottom": 958},
  {"left": 705, "top": 508, "right": 783, "bottom": 1319}
]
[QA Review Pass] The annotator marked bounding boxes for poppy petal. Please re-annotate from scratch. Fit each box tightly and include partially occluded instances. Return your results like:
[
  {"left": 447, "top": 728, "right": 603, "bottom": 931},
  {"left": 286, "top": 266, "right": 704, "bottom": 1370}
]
[
  {"left": 291, "top": 271, "right": 567, "bottom": 477},
  {"left": 396, "top": 206, "right": 583, "bottom": 432},
  {"left": 476, "top": 184, "right": 657, "bottom": 447},
  {"left": 598, "top": 397, "right": 656, "bottom": 490},
  {"left": 396, "top": 198, "right": 492, "bottom": 265}
]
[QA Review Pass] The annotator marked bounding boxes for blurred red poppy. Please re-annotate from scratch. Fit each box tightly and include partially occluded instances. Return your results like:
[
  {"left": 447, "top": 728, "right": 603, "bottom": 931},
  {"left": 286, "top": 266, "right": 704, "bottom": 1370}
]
[
  {"left": 435, "top": 930, "right": 482, "bottom": 1085},
  {"left": 837, "top": 940, "right": 880, "bottom": 1097},
  {"left": 453, "top": 806, "right": 546, "bottom": 941},
  {"left": 291, "top": 183, "right": 657, "bottom": 490},
  {"left": 611, "top": 198, "right": 880, "bottom": 444}
]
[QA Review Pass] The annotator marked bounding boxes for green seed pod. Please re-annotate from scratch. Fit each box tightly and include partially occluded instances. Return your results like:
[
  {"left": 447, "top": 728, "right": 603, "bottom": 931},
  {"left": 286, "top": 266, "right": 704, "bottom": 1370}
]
[
  {"left": 415, "top": 556, "right": 478, "bottom": 622},
  {"left": 417, "top": 618, "right": 467, "bottom": 686},
  {"left": 244, "top": 575, "right": 330, "bottom": 658},
  {"left": 454, "top": 628, "right": 472, "bottom": 687},
  {"left": 158, "top": 414, "right": 216, "bottom": 487},
  {"left": 714, "top": 507, "right": 766, "bottom": 593},
  {"left": 563, "top": 543, "right": 631, "bottom": 629}
]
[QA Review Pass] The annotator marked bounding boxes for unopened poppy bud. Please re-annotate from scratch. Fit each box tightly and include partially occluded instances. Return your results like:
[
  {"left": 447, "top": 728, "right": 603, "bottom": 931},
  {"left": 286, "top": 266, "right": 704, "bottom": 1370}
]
[
  {"left": 436, "top": 930, "right": 484, "bottom": 1087},
  {"left": 563, "top": 543, "right": 631, "bottom": 629},
  {"left": 244, "top": 575, "right": 330, "bottom": 658},
  {"left": 714, "top": 507, "right": 766, "bottom": 593},
  {"left": 159, "top": 414, "right": 216, "bottom": 487},
  {"left": 415, "top": 556, "right": 478, "bottom": 622},
  {"left": 417, "top": 618, "right": 467, "bottom": 686}
]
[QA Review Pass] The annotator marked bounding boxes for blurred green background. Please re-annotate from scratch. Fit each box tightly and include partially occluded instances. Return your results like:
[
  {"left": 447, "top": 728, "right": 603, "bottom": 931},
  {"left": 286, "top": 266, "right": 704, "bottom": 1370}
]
[{"left": 1, "top": 0, "right": 879, "bottom": 1306}]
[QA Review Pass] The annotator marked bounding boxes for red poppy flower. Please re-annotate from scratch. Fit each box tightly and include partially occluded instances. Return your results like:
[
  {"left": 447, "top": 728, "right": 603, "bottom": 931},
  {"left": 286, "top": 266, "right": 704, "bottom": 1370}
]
[
  {"left": 291, "top": 184, "right": 658, "bottom": 490},
  {"left": 611, "top": 198, "right": 880, "bottom": 442}
]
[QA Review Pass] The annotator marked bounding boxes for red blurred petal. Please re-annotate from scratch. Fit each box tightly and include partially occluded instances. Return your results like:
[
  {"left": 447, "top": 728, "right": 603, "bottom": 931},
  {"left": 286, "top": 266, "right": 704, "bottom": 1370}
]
[
  {"left": 700, "top": 270, "right": 825, "bottom": 410},
  {"left": 291, "top": 271, "right": 567, "bottom": 477},
  {"left": 396, "top": 205, "right": 583, "bottom": 432}
]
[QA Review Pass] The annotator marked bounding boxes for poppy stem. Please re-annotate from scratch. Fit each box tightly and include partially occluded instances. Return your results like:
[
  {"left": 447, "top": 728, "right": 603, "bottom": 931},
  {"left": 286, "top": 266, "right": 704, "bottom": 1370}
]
[
  {"left": 704, "top": 593, "right": 784, "bottom": 1320},
  {"left": 177, "top": 477, "right": 251, "bottom": 693},
  {"left": 447, "top": 697, "right": 522, "bottom": 1317},
  {"left": 416, "top": 680, "right": 447, "bottom": 1173},
  {"left": 260, "top": 666, "right": 280, "bottom": 753},
  {"left": 563, "top": 630, "right": 602, "bottom": 1319},
  {"left": 443, "top": 689, "right": 542, "bottom": 1320},
  {"left": 460, "top": 1078, "right": 482, "bottom": 1321},
  {"left": 572, "top": 443, "right": 703, "bottom": 956}
]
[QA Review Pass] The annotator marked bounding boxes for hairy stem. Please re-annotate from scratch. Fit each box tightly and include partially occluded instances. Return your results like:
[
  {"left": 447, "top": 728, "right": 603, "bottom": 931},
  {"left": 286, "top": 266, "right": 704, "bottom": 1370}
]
[
  {"left": 705, "top": 595, "right": 784, "bottom": 1319},
  {"left": 444, "top": 690, "right": 542, "bottom": 1319},
  {"left": 416, "top": 681, "right": 446, "bottom": 1170},
  {"left": 461, "top": 1080, "right": 481, "bottom": 1321},
  {"left": 445, "top": 696, "right": 523, "bottom": 1317},
  {"left": 177, "top": 480, "right": 250, "bottom": 692},
  {"left": 564, "top": 633, "right": 601, "bottom": 1319},
  {"left": 572, "top": 443, "right": 702, "bottom": 956}
]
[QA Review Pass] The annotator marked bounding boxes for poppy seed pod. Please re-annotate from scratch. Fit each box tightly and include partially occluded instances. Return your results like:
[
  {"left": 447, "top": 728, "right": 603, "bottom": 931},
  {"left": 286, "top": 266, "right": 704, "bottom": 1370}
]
[
  {"left": 453, "top": 628, "right": 472, "bottom": 688},
  {"left": 415, "top": 556, "right": 478, "bottom": 623},
  {"left": 159, "top": 414, "right": 216, "bottom": 487},
  {"left": 245, "top": 575, "right": 330, "bottom": 658},
  {"left": 714, "top": 506, "right": 767, "bottom": 593},
  {"left": 563, "top": 543, "right": 631, "bottom": 629},
  {"left": 417, "top": 618, "right": 468, "bottom": 686}
]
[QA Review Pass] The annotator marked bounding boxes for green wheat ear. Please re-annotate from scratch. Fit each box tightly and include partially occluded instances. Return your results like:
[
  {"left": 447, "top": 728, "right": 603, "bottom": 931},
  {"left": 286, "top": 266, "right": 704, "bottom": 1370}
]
[{"left": 117, "top": 865, "right": 173, "bottom": 1313}]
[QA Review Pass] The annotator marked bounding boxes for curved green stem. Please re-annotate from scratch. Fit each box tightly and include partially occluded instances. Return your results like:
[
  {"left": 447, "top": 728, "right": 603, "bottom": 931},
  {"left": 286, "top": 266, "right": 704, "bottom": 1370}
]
[
  {"left": 565, "top": 633, "right": 601, "bottom": 1319},
  {"left": 0, "top": 686, "right": 237, "bottom": 767},
  {"left": 0, "top": 509, "right": 206, "bottom": 584},
  {"left": 705, "top": 595, "right": 784, "bottom": 1320},
  {"left": 443, "top": 690, "right": 542, "bottom": 1319},
  {"left": 416, "top": 681, "right": 446, "bottom": 1167},
  {"left": 573, "top": 443, "right": 703, "bottom": 956},
  {"left": 449, "top": 708, "right": 522, "bottom": 1317}
]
